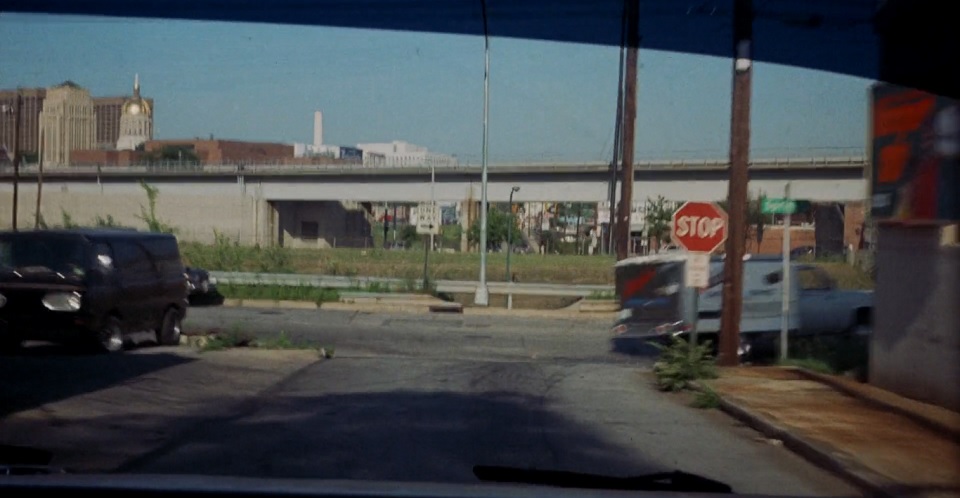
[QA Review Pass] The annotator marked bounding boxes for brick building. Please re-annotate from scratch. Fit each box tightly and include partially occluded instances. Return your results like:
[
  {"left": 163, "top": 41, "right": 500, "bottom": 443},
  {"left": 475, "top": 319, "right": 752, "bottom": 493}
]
[{"left": 145, "top": 139, "right": 294, "bottom": 164}]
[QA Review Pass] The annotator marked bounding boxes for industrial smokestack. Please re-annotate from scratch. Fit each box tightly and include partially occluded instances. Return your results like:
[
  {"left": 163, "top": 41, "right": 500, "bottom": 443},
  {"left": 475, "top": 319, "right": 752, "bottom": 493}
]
[{"left": 313, "top": 111, "right": 323, "bottom": 148}]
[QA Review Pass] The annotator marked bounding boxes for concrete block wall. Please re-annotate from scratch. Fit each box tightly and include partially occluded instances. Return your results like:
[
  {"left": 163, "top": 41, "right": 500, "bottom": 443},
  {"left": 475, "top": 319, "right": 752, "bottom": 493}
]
[
  {"left": 0, "top": 185, "right": 266, "bottom": 246},
  {"left": 871, "top": 224, "right": 960, "bottom": 411}
]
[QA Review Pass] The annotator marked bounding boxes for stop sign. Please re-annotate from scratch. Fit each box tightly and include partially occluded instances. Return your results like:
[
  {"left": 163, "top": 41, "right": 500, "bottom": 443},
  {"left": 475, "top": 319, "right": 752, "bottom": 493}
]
[{"left": 671, "top": 202, "right": 729, "bottom": 253}]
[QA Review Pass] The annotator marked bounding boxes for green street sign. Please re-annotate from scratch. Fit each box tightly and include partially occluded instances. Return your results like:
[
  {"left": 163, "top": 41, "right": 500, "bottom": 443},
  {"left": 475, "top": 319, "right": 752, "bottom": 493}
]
[{"left": 761, "top": 198, "right": 797, "bottom": 214}]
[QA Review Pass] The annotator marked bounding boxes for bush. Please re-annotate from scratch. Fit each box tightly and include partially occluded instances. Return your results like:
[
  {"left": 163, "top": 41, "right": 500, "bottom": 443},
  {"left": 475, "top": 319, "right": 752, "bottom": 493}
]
[
  {"left": 782, "top": 334, "right": 869, "bottom": 380},
  {"left": 691, "top": 386, "right": 721, "bottom": 409},
  {"left": 650, "top": 336, "right": 718, "bottom": 392},
  {"left": 259, "top": 244, "right": 292, "bottom": 273}
]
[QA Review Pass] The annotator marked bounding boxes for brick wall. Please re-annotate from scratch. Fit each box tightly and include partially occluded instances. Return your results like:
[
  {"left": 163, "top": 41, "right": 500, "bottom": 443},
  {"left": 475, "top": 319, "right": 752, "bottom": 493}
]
[
  {"left": 70, "top": 149, "right": 144, "bottom": 166},
  {"left": 745, "top": 226, "right": 817, "bottom": 254}
]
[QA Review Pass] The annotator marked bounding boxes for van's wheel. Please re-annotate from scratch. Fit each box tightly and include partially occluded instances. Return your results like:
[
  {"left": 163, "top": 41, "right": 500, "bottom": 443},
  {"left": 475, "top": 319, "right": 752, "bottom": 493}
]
[
  {"left": 156, "top": 308, "right": 182, "bottom": 346},
  {"left": 97, "top": 316, "right": 124, "bottom": 353}
]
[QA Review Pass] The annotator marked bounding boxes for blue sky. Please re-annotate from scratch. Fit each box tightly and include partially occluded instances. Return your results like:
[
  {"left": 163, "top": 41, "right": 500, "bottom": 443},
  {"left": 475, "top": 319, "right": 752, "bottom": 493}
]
[{"left": 0, "top": 13, "right": 873, "bottom": 163}]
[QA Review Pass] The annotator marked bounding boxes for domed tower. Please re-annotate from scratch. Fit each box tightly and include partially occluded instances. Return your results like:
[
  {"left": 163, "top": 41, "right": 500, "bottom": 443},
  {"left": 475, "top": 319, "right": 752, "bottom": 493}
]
[{"left": 116, "top": 74, "right": 153, "bottom": 150}]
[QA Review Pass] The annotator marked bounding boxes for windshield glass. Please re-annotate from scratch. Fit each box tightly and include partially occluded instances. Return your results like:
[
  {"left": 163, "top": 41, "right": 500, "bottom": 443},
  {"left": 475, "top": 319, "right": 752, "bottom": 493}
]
[
  {"left": 0, "top": 235, "right": 89, "bottom": 275},
  {"left": 0, "top": 5, "right": 954, "bottom": 498}
]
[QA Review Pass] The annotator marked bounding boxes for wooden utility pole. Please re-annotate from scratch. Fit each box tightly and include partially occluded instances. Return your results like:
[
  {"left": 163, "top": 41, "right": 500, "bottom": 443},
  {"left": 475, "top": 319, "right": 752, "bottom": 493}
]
[
  {"left": 10, "top": 91, "right": 22, "bottom": 231},
  {"left": 718, "top": 0, "right": 754, "bottom": 366},
  {"left": 615, "top": 0, "right": 639, "bottom": 261},
  {"left": 35, "top": 126, "right": 44, "bottom": 229},
  {"left": 607, "top": 0, "right": 628, "bottom": 255}
]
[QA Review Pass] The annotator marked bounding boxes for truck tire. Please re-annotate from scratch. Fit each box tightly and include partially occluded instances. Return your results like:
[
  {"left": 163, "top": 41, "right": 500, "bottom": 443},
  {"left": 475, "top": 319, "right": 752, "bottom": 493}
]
[{"left": 156, "top": 308, "right": 183, "bottom": 346}]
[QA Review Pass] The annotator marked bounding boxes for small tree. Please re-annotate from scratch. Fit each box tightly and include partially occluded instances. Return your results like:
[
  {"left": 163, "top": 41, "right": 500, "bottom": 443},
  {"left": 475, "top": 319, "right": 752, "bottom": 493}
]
[
  {"left": 468, "top": 207, "right": 521, "bottom": 250},
  {"left": 645, "top": 196, "right": 675, "bottom": 252},
  {"left": 399, "top": 225, "right": 419, "bottom": 247},
  {"left": 718, "top": 190, "right": 767, "bottom": 252}
]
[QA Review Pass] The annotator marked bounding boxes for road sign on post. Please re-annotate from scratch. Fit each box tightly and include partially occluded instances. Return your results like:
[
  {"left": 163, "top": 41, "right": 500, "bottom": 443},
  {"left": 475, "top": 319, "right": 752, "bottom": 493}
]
[
  {"left": 684, "top": 252, "right": 711, "bottom": 288},
  {"left": 671, "top": 202, "right": 729, "bottom": 254},
  {"left": 672, "top": 202, "right": 728, "bottom": 346},
  {"left": 415, "top": 203, "right": 440, "bottom": 235},
  {"left": 761, "top": 197, "right": 797, "bottom": 215}
]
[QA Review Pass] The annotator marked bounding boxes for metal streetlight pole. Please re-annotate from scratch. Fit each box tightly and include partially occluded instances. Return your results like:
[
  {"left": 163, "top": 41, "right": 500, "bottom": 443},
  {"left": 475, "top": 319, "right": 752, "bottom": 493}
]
[
  {"left": 430, "top": 163, "right": 436, "bottom": 252},
  {"left": 506, "top": 186, "right": 520, "bottom": 310},
  {"left": 506, "top": 186, "right": 520, "bottom": 281},
  {"left": 475, "top": 0, "right": 492, "bottom": 306},
  {"left": 2, "top": 91, "right": 22, "bottom": 231}
]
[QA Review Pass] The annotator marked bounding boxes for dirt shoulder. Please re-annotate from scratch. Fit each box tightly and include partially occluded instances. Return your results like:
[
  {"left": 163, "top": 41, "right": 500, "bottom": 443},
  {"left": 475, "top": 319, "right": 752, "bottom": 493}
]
[{"left": 705, "top": 367, "right": 960, "bottom": 498}]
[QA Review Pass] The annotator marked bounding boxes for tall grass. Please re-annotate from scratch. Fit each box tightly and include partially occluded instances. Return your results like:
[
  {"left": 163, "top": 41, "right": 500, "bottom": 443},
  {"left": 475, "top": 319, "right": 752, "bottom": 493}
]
[{"left": 180, "top": 231, "right": 293, "bottom": 273}]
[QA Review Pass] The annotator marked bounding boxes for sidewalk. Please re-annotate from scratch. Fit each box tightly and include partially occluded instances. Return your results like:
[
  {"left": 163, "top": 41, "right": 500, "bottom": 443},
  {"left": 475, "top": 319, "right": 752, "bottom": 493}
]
[{"left": 703, "top": 367, "right": 960, "bottom": 498}]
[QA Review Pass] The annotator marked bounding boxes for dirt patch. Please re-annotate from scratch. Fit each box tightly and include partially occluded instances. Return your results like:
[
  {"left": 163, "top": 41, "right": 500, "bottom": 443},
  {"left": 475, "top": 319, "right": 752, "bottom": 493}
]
[
  {"left": 448, "top": 293, "right": 579, "bottom": 310},
  {"left": 718, "top": 366, "right": 804, "bottom": 381}
]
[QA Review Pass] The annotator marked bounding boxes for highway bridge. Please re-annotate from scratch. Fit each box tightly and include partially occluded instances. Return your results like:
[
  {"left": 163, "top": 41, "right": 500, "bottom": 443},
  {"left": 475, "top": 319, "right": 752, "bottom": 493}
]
[{"left": 0, "top": 157, "right": 868, "bottom": 248}]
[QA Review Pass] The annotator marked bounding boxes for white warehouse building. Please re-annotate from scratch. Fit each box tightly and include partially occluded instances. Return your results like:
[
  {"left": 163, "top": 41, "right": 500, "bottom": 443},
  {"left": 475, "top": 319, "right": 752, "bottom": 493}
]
[{"left": 356, "top": 140, "right": 458, "bottom": 168}]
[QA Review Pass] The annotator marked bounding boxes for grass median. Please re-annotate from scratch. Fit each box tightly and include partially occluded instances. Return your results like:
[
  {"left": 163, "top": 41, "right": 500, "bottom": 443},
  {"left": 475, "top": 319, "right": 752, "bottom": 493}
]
[
  {"left": 215, "top": 283, "right": 341, "bottom": 304},
  {"left": 182, "top": 243, "right": 874, "bottom": 289}
]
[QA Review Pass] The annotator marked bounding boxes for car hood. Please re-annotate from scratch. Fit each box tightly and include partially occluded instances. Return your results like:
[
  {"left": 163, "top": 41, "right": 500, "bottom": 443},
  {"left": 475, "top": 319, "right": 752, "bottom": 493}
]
[
  {"left": 0, "top": 474, "right": 752, "bottom": 498},
  {"left": 0, "top": 271, "right": 84, "bottom": 289}
]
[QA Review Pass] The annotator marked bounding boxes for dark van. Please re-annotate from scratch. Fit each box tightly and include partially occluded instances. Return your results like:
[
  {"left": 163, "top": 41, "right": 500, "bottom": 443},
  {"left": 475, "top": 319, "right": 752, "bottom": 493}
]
[{"left": 0, "top": 229, "right": 189, "bottom": 352}]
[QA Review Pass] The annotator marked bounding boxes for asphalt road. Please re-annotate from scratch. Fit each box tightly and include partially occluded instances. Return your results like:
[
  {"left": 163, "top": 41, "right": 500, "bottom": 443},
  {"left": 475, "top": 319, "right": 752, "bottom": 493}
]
[
  {"left": 154, "top": 307, "right": 854, "bottom": 496},
  {"left": 1, "top": 307, "right": 857, "bottom": 497}
]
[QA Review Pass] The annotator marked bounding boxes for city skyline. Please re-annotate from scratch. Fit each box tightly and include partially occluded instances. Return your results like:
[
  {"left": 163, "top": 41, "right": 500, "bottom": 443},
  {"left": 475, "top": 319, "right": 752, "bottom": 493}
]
[{"left": 0, "top": 13, "right": 875, "bottom": 163}]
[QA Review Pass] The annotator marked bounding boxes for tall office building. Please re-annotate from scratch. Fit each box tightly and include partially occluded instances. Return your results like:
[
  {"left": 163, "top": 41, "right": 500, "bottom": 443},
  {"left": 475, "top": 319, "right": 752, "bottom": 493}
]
[
  {"left": 92, "top": 97, "right": 125, "bottom": 150},
  {"left": 39, "top": 81, "right": 96, "bottom": 166},
  {"left": 0, "top": 88, "right": 46, "bottom": 157},
  {"left": 1, "top": 77, "right": 155, "bottom": 156}
]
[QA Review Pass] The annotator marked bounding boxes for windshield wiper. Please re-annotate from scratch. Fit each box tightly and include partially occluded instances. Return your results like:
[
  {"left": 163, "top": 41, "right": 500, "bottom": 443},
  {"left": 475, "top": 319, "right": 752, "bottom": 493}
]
[{"left": 474, "top": 465, "right": 732, "bottom": 494}]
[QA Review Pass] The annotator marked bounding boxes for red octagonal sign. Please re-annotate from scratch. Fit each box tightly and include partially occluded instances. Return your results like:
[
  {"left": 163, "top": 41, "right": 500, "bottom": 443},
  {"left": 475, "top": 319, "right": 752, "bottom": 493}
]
[{"left": 671, "top": 201, "right": 729, "bottom": 253}]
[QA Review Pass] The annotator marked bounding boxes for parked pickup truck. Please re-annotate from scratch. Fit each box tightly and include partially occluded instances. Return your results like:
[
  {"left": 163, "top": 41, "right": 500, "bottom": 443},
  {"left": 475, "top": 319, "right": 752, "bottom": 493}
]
[{"left": 611, "top": 254, "right": 873, "bottom": 354}]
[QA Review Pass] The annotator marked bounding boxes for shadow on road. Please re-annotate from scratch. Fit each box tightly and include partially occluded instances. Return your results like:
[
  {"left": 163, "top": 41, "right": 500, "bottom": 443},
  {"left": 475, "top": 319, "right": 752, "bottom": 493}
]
[
  {"left": 128, "top": 390, "right": 665, "bottom": 482},
  {"left": 609, "top": 337, "right": 661, "bottom": 358},
  {"left": 0, "top": 350, "right": 195, "bottom": 418}
]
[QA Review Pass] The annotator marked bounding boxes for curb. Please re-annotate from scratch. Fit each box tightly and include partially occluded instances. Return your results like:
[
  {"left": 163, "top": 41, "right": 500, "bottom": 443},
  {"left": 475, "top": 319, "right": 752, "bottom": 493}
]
[
  {"left": 216, "top": 298, "right": 615, "bottom": 321},
  {"left": 221, "top": 299, "right": 319, "bottom": 310},
  {"left": 695, "top": 382, "right": 898, "bottom": 498},
  {"left": 791, "top": 368, "right": 960, "bottom": 443}
]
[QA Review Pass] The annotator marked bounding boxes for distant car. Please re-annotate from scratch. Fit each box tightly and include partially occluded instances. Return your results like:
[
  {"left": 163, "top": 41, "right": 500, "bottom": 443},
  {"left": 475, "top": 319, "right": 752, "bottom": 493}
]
[{"left": 185, "top": 266, "right": 216, "bottom": 296}]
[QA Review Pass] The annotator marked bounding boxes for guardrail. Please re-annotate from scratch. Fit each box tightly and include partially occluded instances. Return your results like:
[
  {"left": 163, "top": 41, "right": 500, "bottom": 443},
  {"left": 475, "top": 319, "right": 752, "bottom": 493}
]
[
  {"left": 0, "top": 156, "right": 866, "bottom": 177},
  {"left": 210, "top": 271, "right": 614, "bottom": 298}
]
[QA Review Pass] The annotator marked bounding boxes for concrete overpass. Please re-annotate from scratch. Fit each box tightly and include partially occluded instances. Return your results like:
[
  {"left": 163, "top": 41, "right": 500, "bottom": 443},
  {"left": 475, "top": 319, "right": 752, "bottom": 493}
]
[
  {"left": 0, "top": 157, "right": 867, "bottom": 203},
  {"left": 0, "top": 157, "right": 867, "bottom": 248}
]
